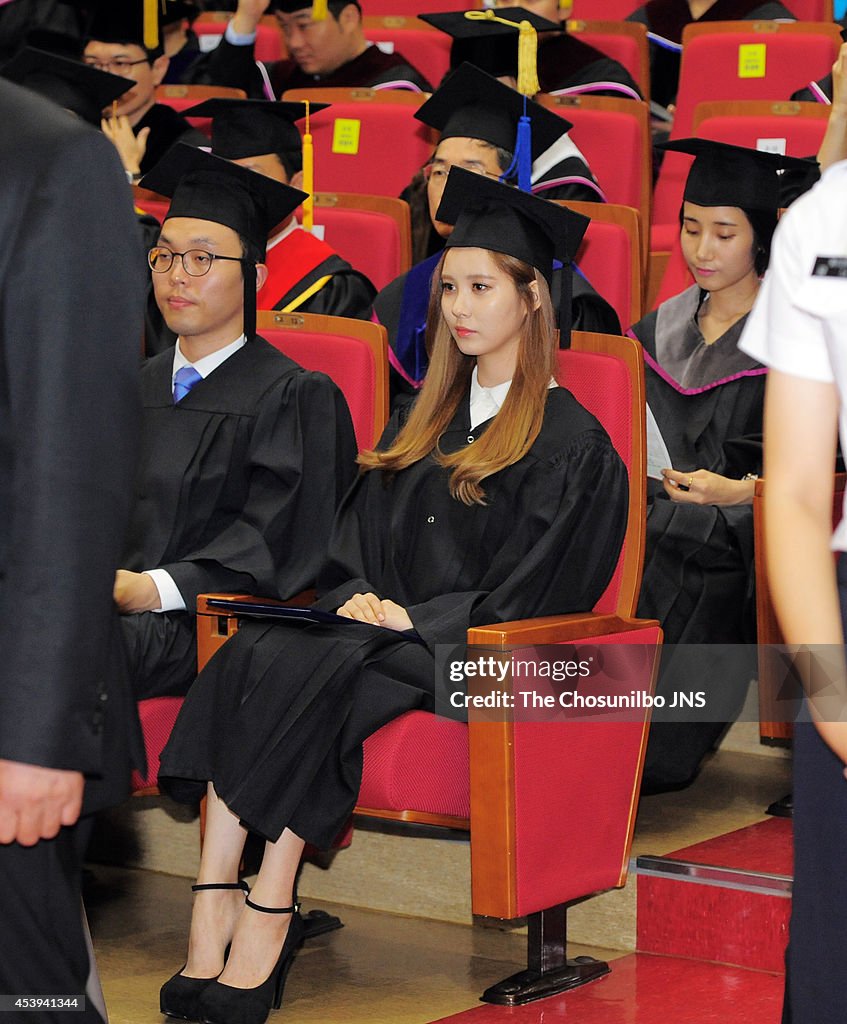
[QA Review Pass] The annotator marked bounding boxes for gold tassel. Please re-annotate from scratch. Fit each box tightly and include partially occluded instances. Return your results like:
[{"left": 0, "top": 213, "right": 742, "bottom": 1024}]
[
  {"left": 302, "top": 101, "right": 314, "bottom": 232},
  {"left": 311, "top": 0, "right": 329, "bottom": 21},
  {"left": 516, "top": 19, "right": 540, "bottom": 97},
  {"left": 144, "top": 0, "right": 160, "bottom": 50},
  {"left": 463, "top": 10, "right": 539, "bottom": 97}
]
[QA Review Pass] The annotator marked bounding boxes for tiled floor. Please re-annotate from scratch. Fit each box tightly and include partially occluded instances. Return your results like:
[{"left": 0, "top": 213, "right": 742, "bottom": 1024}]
[{"left": 87, "top": 746, "right": 792, "bottom": 1024}]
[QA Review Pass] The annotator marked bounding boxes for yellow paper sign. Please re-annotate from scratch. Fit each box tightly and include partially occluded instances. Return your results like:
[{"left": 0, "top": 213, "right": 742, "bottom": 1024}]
[
  {"left": 331, "top": 118, "right": 361, "bottom": 155},
  {"left": 738, "top": 43, "right": 766, "bottom": 79}
]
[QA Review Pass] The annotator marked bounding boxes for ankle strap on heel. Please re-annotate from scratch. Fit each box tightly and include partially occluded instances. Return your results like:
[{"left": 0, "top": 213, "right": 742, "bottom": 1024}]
[
  {"left": 191, "top": 881, "right": 250, "bottom": 893},
  {"left": 245, "top": 896, "right": 300, "bottom": 915}
]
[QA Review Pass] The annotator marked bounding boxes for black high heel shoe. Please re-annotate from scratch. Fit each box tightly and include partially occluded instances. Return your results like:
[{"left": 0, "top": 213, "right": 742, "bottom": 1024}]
[
  {"left": 195, "top": 897, "right": 304, "bottom": 1024},
  {"left": 160, "top": 881, "right": 250, "bottom": 1021}
]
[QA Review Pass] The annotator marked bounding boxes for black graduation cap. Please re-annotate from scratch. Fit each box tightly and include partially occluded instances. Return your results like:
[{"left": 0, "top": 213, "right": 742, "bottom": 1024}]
[
  {"left": 139, "top": 144, "right": 307, "bottom": 340},
  {"left": 82, "top": 0, "right": 166, "bottom": 57},
  {"left": 24, "top": 28, "right": 85, "bottom": 60},
  {"left": 436, "top": 165, "right": 587, "bottom": 285},
  {"left": 660, "top": 138, "right": 815, "bottom": 212},
  {"left": 418, "top": 7, "right": 559, "bottom": 83},
  {"left": 415, "top": 62, "right": 568, "bottom": 162},
  {"left": 181, "top": 98, "right": 329, "bottom": 160},
  {"left": 1, "top": 46, "right": 131, "bottom": 124},
  {"left": 161, "top": 1, "right": 197, "bottom": 26}
]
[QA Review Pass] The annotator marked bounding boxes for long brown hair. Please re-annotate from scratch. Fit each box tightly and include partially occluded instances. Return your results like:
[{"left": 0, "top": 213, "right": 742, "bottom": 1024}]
[{"left": 359, "top": 249, "right": 557, "bottom": 504}]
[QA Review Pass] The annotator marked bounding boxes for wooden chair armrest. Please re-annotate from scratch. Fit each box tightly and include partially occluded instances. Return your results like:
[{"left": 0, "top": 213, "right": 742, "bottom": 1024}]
[{"left": 468, "top": 613, "right": 661, "bottom": 646}]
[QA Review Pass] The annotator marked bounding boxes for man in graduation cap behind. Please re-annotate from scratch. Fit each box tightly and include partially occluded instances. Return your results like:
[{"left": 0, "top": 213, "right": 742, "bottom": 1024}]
[
  {"left": 377, "top": 63, "right": 620, "bottom": 405},
  {"left": 117, "top": 144, "right": 357, "bottom": 701},
  {"left": 423, "top": 5, "right": 642, "bottom": 100},
  {"left": 181, "top": 97, "right": 376, "bottom": 320},
  {"left": 78, "top": 0, "right": 206, "bottom": 177},
  {"left": 189, "top": 0, "right": 432, "bottom": 98}
]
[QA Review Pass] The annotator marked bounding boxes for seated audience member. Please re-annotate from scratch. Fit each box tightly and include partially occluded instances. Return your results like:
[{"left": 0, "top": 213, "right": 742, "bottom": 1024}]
[
  {"left": 405, "top": 59, "right": 610, "bottom": 262},
  {"left": 118, "top": 145, "right": 357, "bottom": 700},
  {"left": 182, "top": 98, "right": 376, "bottom": 318},
  {"left": 627, "top": 0, "right": 795, "bottom": 112},
  {"left": 189, "top": 0, "right": 432, "bottom": 98},
  {"left": 423, "top": 4, "right": 642, "bottom": 100},
  {"left": 81, "top": 0, "right": 206, "bottom": 178},
  {"left": 156, "top": 166, "right": 627, "bottom": 1024},
  {"left": 380, "top": 63, "right": 620, "bottom": 404},
  {"left": 628, "top": 139, "right": 809, "bottom": 791}
]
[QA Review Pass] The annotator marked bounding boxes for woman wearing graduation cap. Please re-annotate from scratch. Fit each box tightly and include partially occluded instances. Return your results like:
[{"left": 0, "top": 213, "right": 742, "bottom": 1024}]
[
  {"left": 157, "top": 165, "right": 628, "bottom": 1024},
  {"left": 628, "top": 138, "right": 811, "bottom": 791}
]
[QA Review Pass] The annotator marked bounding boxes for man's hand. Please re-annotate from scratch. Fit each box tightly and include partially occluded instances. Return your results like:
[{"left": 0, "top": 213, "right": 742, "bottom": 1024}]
[
  {"left": 101, "top": 115, "right": 149, "bottom": 177},
  {"left": 114, "top": 569, "right": 162, "bottom": 613},
  {"left": 337, "top": 592, "right": 413, "bottom": 631},
  {"left": 0, "top": 760, "right": 84, "bottom": 846},
  {"left": 233, "top": 0, "right": 272, "bottom": 34}
]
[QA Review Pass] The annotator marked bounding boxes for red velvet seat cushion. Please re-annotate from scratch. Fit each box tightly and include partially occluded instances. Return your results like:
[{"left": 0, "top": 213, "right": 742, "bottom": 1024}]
[
  {"left": 358, "top": 711, "right": 470, "bottom": 818},
  {"left": 132, "top": 696, "right": 184, "bottom": 791}
]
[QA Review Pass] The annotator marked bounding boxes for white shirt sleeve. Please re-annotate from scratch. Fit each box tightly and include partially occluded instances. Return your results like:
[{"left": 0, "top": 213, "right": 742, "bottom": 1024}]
[
  {"left": 224, "top": 22, "right": 258, "bottom": 45},
  {"left": 739, "top": 201, "right": 835, "bottom": 383},
  {"left": 143, "top": 569, "right": 187, "bottom": 613}
]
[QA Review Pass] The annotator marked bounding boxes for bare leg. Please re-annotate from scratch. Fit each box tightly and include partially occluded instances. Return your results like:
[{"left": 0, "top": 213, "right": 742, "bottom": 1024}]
[
  {"left": 217, "top": 827, "right": 306, "bottom": 989},
  {"left": 183, "top": 783, "right": 249, "bottom": 979}
]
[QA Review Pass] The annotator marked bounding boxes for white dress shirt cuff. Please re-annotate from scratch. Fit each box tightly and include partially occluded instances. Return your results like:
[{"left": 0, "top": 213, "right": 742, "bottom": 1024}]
[
  {"left": 143, "top": 569, "right": 187, "bottom": 613},
  {"left": 224, "top": 23, "right": 258, "bottom": 45}
]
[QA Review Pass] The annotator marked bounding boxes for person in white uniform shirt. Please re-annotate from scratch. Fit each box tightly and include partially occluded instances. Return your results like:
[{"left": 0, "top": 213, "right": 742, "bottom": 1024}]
[{"left": 739, "top": 156, "right": 847, "bottom": 1024}]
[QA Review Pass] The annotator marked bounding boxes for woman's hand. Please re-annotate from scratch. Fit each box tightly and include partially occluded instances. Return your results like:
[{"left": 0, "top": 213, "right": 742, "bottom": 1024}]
[
  {"left": 336, "top": 592, "right": 413, "bottom": 631},
  {"left": 661, "top": 468, "right": 754, "bottom": 506}
]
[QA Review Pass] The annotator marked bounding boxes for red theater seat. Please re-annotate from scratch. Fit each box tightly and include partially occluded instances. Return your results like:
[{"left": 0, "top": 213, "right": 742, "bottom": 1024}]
[
  {"left": 312, "top": 192, "right": 412, "bottom": 292},
  {"left": 130, "top": 313, "right": 389, "bottom": 799},
  {"left": 362, "top": 16, "right": 451, "bottom": 88},
  {"left": 558, "top": 200, "right": 644, "bottom": 327},
  {"left": 196, "top": 331, "right": 662, "bottom": 1005},
  {"left": 565, "top": 18, "right": 650, "bottom": 98},
  {"left": 538, "top": 94, "right": 652, "bottom": 270},
  {"left": 283, "top": 87, "right": 436, "bottom": 197},
  {"left": 652, "top": 21, "right": 841, "bottom": 252}
]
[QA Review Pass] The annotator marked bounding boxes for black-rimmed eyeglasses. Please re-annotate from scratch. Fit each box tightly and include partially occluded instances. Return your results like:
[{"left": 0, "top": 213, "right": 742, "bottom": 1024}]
[{"left": 148, "top": 247, "right": 246, "bottom": 277}]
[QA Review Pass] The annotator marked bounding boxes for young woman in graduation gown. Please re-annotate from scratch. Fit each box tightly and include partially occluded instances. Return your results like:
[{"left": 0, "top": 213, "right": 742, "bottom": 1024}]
[
  {"left": 627, "top": 139, "right": 805, "bottom": 790},
  {"left": 157, "top": 165, "right": 629, "bottom": 1024}
]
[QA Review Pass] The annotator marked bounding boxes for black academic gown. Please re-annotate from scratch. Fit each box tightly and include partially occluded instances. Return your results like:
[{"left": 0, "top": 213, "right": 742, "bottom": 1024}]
[
  {"left": 629, "top": 285, "right": 765, "bottom": 789},
  {"left": 538, "top": 33, "right": 643, "bottom": 100},
  {"left": 121, "top": 337, "right": 358, "bottom": 700},
  {"left": 135, "top": 102, "right": 207, "bottom": 175},
  {"left": 189, "top": 36, "right": 432, "bottom": 98},
  {"left": 160, "top": 386, "right": 628, "bottom": 848},
  {"left": 375, "top": 254, "right": 621, "bottom": 406},
  {"left": 627, "top": 0, "right": 795, "bottom": 109}
]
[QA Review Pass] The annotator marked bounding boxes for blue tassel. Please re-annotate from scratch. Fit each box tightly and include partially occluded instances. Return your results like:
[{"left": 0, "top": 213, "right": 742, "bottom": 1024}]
[{"left": 515, "top": 114, "right": 532, "bottom": 193}]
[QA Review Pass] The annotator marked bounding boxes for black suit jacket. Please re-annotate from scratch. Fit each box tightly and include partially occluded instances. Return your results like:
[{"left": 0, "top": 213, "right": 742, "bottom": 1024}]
[{"left": 0, "top": 81, "right": 146, "bottom": 813}]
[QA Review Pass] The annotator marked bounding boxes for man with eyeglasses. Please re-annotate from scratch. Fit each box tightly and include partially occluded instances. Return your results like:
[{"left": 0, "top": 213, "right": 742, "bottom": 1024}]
[
  {"left": 79, "top": 0, "right": 205, "bottom": 179},
  {"left": 190, "top": 0, "right": 431, "bottom": 98},
  {"left": 117, "top": 144, "right": 357, "bottom": 701}
]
